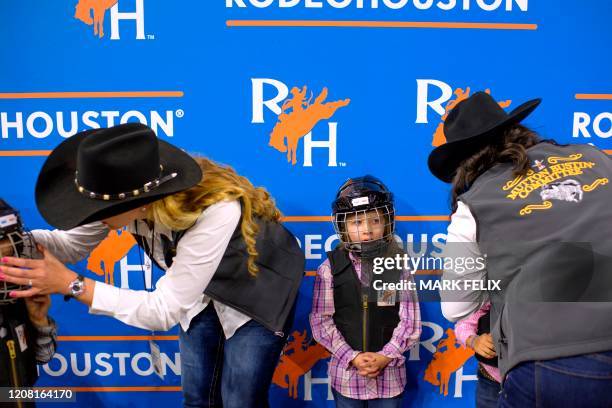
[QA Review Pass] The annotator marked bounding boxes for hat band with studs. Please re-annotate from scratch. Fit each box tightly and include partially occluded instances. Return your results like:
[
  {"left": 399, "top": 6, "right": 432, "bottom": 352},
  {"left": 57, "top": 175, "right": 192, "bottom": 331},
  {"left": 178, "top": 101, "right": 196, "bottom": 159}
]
[{"left": 74, "top": 165, "right": 178, "bottom": 201}]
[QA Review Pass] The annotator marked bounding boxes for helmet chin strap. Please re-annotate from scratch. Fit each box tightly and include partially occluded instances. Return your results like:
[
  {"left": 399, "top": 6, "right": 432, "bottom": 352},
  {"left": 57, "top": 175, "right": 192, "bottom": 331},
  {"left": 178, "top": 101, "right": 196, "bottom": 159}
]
[{"left": 345, "top": 238, "right": 390, "bottom": 259}]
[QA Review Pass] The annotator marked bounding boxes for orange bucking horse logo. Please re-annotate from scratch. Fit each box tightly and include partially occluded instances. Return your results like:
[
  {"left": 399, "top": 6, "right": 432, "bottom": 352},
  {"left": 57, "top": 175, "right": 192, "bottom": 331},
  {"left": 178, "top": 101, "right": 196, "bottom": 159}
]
[
  {"left": 424, "top": 328, "right": 474, "bottom": 397},
  {"left": 272, "top": 330, "right": 331, "bottom": 399},
  {"left": 268, "top": 86, "right": 350, "bottom": 165},
  {"left": 87, "top": 229, "right": 137, "bottom": 286},
  {"left": 432, "top": 87, "right": 511, "bottom": 147},
  {"left": 74, "top": 0, "right": 118, "bottom": 38}
]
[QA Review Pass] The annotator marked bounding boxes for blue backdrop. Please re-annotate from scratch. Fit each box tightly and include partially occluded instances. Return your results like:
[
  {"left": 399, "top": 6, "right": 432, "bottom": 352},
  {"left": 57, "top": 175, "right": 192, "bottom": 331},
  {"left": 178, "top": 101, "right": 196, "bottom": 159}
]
[{"left": 0, "top": 1, "right": 610, "bottom": 406}]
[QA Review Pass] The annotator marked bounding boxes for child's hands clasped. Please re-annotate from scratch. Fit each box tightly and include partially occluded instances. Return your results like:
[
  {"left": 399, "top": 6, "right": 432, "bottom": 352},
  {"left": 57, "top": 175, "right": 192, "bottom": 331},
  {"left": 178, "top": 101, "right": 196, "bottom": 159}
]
[{"left": 351, "top": 352, "right": 392, "bottom": 378}]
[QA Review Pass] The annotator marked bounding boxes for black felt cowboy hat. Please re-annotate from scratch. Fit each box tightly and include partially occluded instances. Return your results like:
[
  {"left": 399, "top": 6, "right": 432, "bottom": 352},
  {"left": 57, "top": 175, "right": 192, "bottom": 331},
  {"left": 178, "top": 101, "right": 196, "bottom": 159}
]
[
  {"left": 427, "top": 91, "right": 541, "bottom": 183},
  {"left": 35, "top": 123, "right": 202, "bottom": 230}
]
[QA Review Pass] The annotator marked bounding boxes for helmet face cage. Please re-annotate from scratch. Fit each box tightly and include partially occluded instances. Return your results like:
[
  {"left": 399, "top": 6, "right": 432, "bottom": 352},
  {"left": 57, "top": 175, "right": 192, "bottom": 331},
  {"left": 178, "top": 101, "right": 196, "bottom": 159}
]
[
  {"left": 333, "top": 204, "right": 396, "bottom": 255},
  {"left": 0, "top": 202, "right": 39, "bottom": 305}
]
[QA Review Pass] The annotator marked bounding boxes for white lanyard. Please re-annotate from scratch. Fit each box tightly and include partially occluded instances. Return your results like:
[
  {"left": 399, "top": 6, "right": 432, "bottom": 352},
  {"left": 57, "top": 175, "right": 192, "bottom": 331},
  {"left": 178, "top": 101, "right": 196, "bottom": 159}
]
[{"left": 134, "top": 221, "right": 165, "bottom": 380}]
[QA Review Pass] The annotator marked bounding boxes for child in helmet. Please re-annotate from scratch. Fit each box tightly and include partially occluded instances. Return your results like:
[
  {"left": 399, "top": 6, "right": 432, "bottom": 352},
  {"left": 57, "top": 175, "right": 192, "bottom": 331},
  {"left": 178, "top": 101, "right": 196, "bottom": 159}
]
[
  {"left": 310, "top": 175, "right": 422, "bottom": 407},
  {"left": 0, "top": 199, "right": 57, "bottom": 394}
]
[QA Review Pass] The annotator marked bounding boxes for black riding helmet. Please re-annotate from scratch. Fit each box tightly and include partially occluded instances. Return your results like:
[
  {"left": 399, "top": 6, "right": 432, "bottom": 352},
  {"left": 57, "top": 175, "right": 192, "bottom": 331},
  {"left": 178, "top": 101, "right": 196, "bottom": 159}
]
[
  {"left": 331, "top": 175, "right": 395, "bottom": 255},
  {"left": 0, "top": 199, "right": 39, "bottom": 305}
]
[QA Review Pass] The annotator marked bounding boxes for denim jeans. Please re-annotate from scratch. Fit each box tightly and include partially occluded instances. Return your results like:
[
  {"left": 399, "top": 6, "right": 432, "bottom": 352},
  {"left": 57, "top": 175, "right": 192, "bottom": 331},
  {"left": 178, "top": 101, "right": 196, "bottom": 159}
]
[
  {"left": 179, "top": 305, "right": 290, "bottom": 408},
  {"left": 331, "top": 388, "right": 404, "bottom": 408},
  {"left": 476, "top": 369, "right": 501, "bottom": 408},
  {"left": 497, "top": 351, "right": 612, "bottom": 408}
]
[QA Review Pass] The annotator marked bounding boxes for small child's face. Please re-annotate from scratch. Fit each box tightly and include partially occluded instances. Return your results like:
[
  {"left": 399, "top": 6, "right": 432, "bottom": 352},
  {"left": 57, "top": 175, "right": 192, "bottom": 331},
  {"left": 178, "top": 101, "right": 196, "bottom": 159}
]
[{"left": 345, "top": 210, "right": 385, "bottom": 243}]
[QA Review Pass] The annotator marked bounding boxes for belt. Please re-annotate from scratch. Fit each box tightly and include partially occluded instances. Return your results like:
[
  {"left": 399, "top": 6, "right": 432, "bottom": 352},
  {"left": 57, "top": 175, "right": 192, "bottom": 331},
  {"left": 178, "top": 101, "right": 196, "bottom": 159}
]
[{"left": 478, "top": 363, "right": 500, "bottom": 384}]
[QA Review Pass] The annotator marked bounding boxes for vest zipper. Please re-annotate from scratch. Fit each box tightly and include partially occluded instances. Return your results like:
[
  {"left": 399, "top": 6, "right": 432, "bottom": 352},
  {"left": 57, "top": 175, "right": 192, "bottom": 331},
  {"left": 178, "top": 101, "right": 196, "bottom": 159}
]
[
  {"left": 362, "top": 294, "right": 368, "bottom": 351},
  {"left": 7, "top": 340, "right": 23, "bottom": 408}
]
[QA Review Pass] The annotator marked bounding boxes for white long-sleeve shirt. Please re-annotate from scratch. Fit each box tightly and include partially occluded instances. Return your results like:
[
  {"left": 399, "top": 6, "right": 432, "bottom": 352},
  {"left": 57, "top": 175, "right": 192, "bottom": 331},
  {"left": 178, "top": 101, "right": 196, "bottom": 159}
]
[
  {"left": 32, "top": 200, "right": 252, "bottom": 338},
  {"left": 440, "top": 201, "right": 488, "bottom": 322}
]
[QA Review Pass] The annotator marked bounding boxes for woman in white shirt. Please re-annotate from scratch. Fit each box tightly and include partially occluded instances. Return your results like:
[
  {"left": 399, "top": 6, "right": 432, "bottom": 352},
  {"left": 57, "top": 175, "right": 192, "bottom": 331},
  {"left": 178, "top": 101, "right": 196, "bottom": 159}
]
[{"left": 0, "top": 123, "right": 304, "bottom": 407}]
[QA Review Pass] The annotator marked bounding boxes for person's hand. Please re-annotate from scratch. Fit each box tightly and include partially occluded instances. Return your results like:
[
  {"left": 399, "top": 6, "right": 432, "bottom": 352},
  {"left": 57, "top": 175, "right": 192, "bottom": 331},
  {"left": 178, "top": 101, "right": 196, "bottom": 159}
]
[
  {"left": 352, "top": 352, "right": 392, "bottom": 378},
  {"left": 470, "top": 333, "right": 497, "bottom": 359},
  {"left": 0, "top": 244, "right": 77, "bottom": 298},
  {"left": 25, "top": 294, "right": 51, "bottom": 327},
  {"left": 360, "top": 353, "right": 392, "bottom": 378},
  {"left": 352, "top": 353, "right": 381, "bottom": 377},
  {"left": 351, "top": 353, "right": 374, "bottom": 373}
]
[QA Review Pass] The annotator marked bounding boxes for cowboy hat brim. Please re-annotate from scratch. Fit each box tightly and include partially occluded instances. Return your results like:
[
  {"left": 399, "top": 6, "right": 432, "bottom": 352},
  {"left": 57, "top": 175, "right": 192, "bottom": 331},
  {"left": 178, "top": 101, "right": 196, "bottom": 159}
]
[
  {"left": 428, "top": 98, "right": 541, "bottom": 183},
  {"left": 35, "top": 131, "right": 202, "bottom": 230}
]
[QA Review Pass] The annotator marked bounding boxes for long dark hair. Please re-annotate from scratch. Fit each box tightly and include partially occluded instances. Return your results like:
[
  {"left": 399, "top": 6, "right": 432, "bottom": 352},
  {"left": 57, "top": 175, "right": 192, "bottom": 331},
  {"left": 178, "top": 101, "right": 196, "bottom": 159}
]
[{"left": 450, "top": 124, "right": 546, "bottom": 212}]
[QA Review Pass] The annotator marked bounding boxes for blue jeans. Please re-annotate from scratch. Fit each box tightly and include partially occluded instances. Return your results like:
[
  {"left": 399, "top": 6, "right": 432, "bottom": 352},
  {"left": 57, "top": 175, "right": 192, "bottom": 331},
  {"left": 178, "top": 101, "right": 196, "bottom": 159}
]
[
  {"left": 331, "top": 388, "right": 404, "bottom": 408},
  {"left": 179, "top": 305, "right": 290, "bottom": 408},
  {"left": 497, "top": 351, "right": 612, "bottom": 408},
  {"left": 476, "top": 369, "right": 501, "bottom": 408}
]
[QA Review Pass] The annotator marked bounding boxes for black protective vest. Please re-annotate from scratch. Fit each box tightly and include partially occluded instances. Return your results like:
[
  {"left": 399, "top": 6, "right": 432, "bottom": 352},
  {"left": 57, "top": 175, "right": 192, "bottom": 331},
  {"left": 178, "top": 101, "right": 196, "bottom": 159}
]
[
  {"left": 327, "top": 247, "right": 401, "bottom": 352},
  {"left": 136, "top": 217, "right": 305, "bottom": 335},
  {"left": 0, "top": 302, "right": 38, "bottom": 390}
]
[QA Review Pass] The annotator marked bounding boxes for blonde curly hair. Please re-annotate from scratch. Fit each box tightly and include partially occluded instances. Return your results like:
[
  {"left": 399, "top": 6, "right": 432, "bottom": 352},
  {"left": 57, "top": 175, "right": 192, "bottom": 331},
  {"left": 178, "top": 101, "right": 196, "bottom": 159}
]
[{"left": 146, "top": 157, "right": 282, "bottom": 276}]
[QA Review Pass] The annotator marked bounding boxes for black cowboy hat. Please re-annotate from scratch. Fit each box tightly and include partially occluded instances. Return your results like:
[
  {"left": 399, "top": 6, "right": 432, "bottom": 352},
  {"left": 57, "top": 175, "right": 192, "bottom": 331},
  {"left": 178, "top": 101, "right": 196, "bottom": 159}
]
[
  {"left": 35, "top": 123, "right": 202, "bottom": 230},
  {"left": 427, "top": 91, "right": 541, "bottom": 183}
]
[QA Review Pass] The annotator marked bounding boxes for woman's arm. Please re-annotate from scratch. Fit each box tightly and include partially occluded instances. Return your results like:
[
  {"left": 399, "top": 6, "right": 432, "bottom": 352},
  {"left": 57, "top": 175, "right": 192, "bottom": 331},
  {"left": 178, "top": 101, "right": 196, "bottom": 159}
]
[
  {"left": 88, "top": 200, "right": 241, "bottom": 331},
  {"left": 440, "top": 201, "right": 488, "bottom": 322},
  {"left": 31, "top": 222, "right": 110, "bottom": 264},
  {"left": 1, "top": 201, "right": 241, "bottom": 332}
]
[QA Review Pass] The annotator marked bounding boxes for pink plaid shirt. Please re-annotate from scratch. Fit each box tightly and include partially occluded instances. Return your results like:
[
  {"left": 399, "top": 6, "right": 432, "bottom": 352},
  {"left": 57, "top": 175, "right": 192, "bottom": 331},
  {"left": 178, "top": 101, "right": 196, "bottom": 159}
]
[
  {"left": 454, "top": 301, "right": 502, "bottom": 383},
  {"left": 309, "top": 254, "right": 421, "bottom": 400}
]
